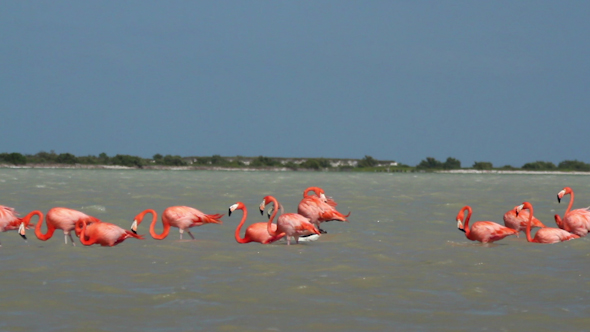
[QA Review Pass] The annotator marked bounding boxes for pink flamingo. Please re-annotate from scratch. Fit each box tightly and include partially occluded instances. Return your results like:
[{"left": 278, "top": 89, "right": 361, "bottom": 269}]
[
  {"left": 516, "top": 202, "right": 579, "bottom": 243},
  {"left": 260, "top": 195, "right": 320, "bottom": 245},
  {"left": 76, "top": 219, "right": 143, "bottom": 246},
  {"left": 131, "top": 206, "right": 223, "bottom": 240},
  {"left": 297, "top": 187, "right": 350, "bottom": 233},
  {"left": 456, "top": 206, "right": 518, "bottom": 243},
  {"left": 503, "top": 205, "right": 546, "bottom": 232},
  {"left": 0, "top": 205, "right": 42, "bottom": 245},
  {"left": 229, "top": 202, "right": 284, "bottom": 244},
  {"left": 35, "top": 207, "right": 101, "bottom": 245},
  {"left": 556, "top": 187, "right": 590, "bottom": 237}
]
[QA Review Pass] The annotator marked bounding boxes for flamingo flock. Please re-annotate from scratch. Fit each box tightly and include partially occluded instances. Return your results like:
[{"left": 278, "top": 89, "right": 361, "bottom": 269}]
[
  {"left": 2, "top": 184, "right": 588, "bottom": 247},
  {"left": 1, "top": 187, "right": 349, "bottom": 247},
  {"left": 457, "top": 186, "right": 589, "bottom": 244}
]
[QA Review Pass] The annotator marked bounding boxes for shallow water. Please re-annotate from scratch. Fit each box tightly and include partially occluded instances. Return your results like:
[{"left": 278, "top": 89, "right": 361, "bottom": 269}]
[{"left": 1, "top": 169, "right": 590, "bottom": 331}]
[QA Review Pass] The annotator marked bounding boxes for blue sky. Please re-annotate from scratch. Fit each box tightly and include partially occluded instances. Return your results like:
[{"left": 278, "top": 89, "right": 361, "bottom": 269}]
[{"left": 1, "top": 1, "right": 589, "bottom": 167}]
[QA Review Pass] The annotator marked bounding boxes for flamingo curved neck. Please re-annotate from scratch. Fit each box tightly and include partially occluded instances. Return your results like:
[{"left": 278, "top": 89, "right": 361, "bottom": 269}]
[
  {"left": 525, "top": 206, "right": 534, "bottom": 242},
  {"left": 463, "top": 206, "right": 472, "bottom": 237},
  {"left": 267, "top": 197, "right": 279, "bottom": 236},
  {"left": 79, "top": 222, "right": 93, "bottom": 245},
  {"left": 150, "top": 213, "right": 170, "bottom": 240},
  {"left": 303, "top": 187, "right": 320, "bottom": 198},
  {"left": 566, "top": 191, "right": 575, "bottom": 216},
  {"left": 35, "top": 214, "right": 56, "bottom": 241},
  {"left": 234, "top": 207, "right": 249, "bottom": 244}
]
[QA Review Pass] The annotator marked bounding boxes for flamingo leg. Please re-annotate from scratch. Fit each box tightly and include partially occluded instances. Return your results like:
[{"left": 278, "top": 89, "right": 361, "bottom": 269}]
[
  {"left": 68, "top": 233, "right": 76, "bottom": 246},
  {"left": 187, "top": 230, "right": 196, "bottom": 240},
  {"left": 179, "top": 229, "right": 184, "bottom": 240}
]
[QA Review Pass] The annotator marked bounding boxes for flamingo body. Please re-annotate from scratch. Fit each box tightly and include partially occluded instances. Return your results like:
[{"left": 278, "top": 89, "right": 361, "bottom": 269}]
[
  {"left": 503, "top": 206, "right": 545, "bottom": 232},
  {"left": 36, "top": 207, "right": 101, "bottom": 245},
  {"left": 77, "top": 220, "right": 144, "bottom": 246},
  {"left": 261, "top": 195, "right": 320, "bottom": 245},
  {"left": 557, "top": 187, "right": 590, "bottom": 237},
  {"left": 132, "top": 206, "right": 223, "bottom": 240},
  {"left": 456, "top": 206, "right": 518, "bottom": 243},
  {"left": 230, "top": 202, "right": 282, "bottom": 244},
  {"left": 517, "top": 202, "right": 579, "bottom": 244}
]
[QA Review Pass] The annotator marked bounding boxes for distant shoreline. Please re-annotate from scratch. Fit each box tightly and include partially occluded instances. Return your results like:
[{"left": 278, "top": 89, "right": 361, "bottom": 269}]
[{"left": 1, "top": 163, "right": 590, "bottom": 174}]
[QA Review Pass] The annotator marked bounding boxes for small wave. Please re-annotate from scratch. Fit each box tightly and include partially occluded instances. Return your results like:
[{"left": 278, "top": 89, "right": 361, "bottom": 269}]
[{"left": 81, "top": 205, "right": 107, "bottom": 213}]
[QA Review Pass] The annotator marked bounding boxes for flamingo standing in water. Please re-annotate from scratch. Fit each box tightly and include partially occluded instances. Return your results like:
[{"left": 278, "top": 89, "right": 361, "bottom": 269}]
[
  {"left": 456, "top": 206, "right": 518, "bottom": 243},
  {"left": 503, "top": 205, "right": 546, "bottom": 232},
  {"left": 516, "top": 202, "right": 579, "bottom": 244},
  {"left": 260, "top": 195, "right": 320, "bottom": 245},
  {"left": 556, "top": 187, "right": 590, "bottom": 237},
  {"left": 131, "top": 206, "right": 223, "bottom": 240},
  {"left": 297, "top": 187, "right": 350, "bottom": 233},
  {"left": 76, "top": 219, "right": 143, "bottom": 246},
  {"left": 0, "top": 205, "right": 42, "bottom": 245},
  {"left": 35, "top": 207, "right": 101, "bottom": 245},
  {"left": 229, "top": 202, "right": 284, "bottom": 244}
]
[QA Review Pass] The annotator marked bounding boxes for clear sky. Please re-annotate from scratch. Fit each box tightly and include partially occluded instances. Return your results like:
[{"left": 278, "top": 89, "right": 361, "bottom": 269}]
[{"left": 1, "top": 1, "right": 589, "bottom": 167}]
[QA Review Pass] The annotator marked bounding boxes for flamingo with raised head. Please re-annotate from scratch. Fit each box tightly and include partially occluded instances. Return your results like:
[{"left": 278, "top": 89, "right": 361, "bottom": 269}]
[
  {"left": 0, "top": 205, "right": 42, "bottom": 245},
  {"left": 260, "top": 195, "right": 320, "bottom": 245},
  {"left": 35, "top": 207, "right": 101, "bottom": 245},
  {"left": 297, "top": 187, "right": 350, "bottom": 233},
  {"left": 516, "top": 202, "right": 579, "bottom": 243},
  {"left": 456, "top": 206, "right": 518, "bottom": 243},
  {"left": 76, "top": 219, "right": 143, "bottom": 246},
  {"left": 229, "top": 202, "right": 284, "bottom": 244},
  {"left": 556, "top": 187, "right": 590, "bottom": 237},
  {"left": 503, "top": 205, "right": 546, "bottom": 232},
  {"left": 131, "top": 206, "right": 223, "bottom": 240}
]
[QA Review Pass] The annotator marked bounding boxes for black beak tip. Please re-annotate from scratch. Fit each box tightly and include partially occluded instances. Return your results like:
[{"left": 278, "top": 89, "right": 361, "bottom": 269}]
[
  {"left": 20, "top": 234, "right": 27, "bottom": 240},
  {"left": 131, "top": 229, "right": 137, "bottom": 234},
  {"left": 260, "top": 210, "right": 264, "bottom": 216},
  {"left": 557, "top": 195, "right": 561, "bottom": 203},
  {"left": 458, "top": 228, "right": 466, "bottom": 233},
  {"left": 228, "top": 209, "right": 232, "bottom": 217}
]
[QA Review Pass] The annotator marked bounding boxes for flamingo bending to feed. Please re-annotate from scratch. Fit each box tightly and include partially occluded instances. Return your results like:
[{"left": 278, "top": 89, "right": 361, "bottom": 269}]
[
  {"left": 260, "top": 195, "right": 320, "bottom": 245},
  {"left": 0, "top": 205, "right": 42, "bottom": 245},
  {"left": 297, "top": 187, "right": 350, "bottom": 233},
  {"left": 516, "top": 202, "right": 579, "bottom": 244},
  {"left": 76, "top": 219, "right": 143, "bottom": 246},
  {"left": 229, "top": 202, "right": 284, "bottom": 244},
  {"left": 556, "top": 187, "right": 590, "bottom": 237},
  {"left": 131, "top": 206, "right": 223, "bottom": 240},
  {"left": 456, "top": 206, "right": 518, "bottom": 243},
  {"left": 35, "top": 207, "right": 101, "bottom": 245},
  {"left": 503, "top": 205, "right": 546, "bottom": 232}
]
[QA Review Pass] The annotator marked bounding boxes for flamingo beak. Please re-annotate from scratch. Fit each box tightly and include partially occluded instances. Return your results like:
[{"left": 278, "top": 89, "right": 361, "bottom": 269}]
[
  {"left": 228, "top": 209, "right": 232, "bottom": 217},
  {"left": 131, "top": 220, "right": 138, "bottom": 234},
  {"left": 557, "top": 190, "right": 565, "bottom": 203},
  {"left": 18, "top": 222, "right": 27, "bottom": 240},
  {"left": 515, "top": 204, "right": 524, "bottom": 216},
  {"left": 456, "top": 219, "right": 463, "bottom": 231},
  {"left": 259, "top": 200, "right": 266, "bottom": 216}
]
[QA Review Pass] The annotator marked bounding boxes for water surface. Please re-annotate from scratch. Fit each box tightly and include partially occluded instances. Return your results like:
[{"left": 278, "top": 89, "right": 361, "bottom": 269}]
[{"left": 1, "top": 170, "right": 589, "bottom": 331}]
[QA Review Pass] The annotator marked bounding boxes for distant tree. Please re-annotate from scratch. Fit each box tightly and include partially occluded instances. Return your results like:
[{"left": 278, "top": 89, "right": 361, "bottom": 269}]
[
  {"left": 357, "top": 155, "right": 378, "bottom": 168},
  {"left": 162, "top": 155, "right": 186, "bottom": 166},
  {"left": 558, "top": 160, "right": 590, "bottom": 171},
  {"left": 98, "top": 152, "right": 110, "bottom": 164},
  {"left": 473, "top": 161, "right": 493, "bottom": 170},
  {"left": 111, "top": 154, "right": 144, "bottom": 168},
  {"left": 33, "top": 150, "right": 58, "bottom": 163},
  {"left": 153, "top": 153, "right": 163, "bottom": 162},
  {"left": 284, "top": 161, "right": 298, "bottom": 170},
  {"left": 443, "top": 157, "right": 461, "bottom": 170},
  {"left": 417, "top": 157, "right": 443, "bottom": 169},
  {"left": 300, "top": 158, "right": 331, "bottom": 170},
  {"left": 522, "top": 161, "right": 557, "bottom": 170},
  {"left": 56, "top": 153, "right": 78, "bottom": 164},
  {"left": 0, "top": 152, "right": 26, "bottom": 165},
  {"left": 250, "top": 156, "right": 280, "bottom": 167},
  {"left": 209, "top": 155, "right": 227, "bottom": 165}
]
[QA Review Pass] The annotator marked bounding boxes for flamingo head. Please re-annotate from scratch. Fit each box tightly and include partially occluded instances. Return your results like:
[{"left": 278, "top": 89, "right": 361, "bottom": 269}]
[
  {"left": 557, "top": 187, "right": 572, "bottom": 203},
  {"left": 130, "top": 220, "right": 138, "bottom": 234},
  {"left": 259, "top": 196, "right": 275, "bottom": 215},
  {"left": 516, "top": 202, "right": 532, "bottom": 216},
  {"left": 455, "top": 210, "right": 465, "bottom": 231},
  {"left": 74, "top": 220, "right": 88, "bottom": 236},
  {"left": 228, "top": 202, "right": 244, "bottom": 217},
  {"left": 18, "top": 222, "right": 27, "bottom": 240}
]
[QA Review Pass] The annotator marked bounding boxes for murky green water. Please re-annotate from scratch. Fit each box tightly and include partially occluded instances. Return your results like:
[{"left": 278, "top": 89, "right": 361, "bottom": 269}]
[{"left": 1, "top": 169, "right": 590, "bottom": 331}]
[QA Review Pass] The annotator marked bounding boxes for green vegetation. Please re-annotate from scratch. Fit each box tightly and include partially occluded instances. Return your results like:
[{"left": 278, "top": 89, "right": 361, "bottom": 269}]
[{"left": 1, "top": 151, "right": 589, "bottom": 173}]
